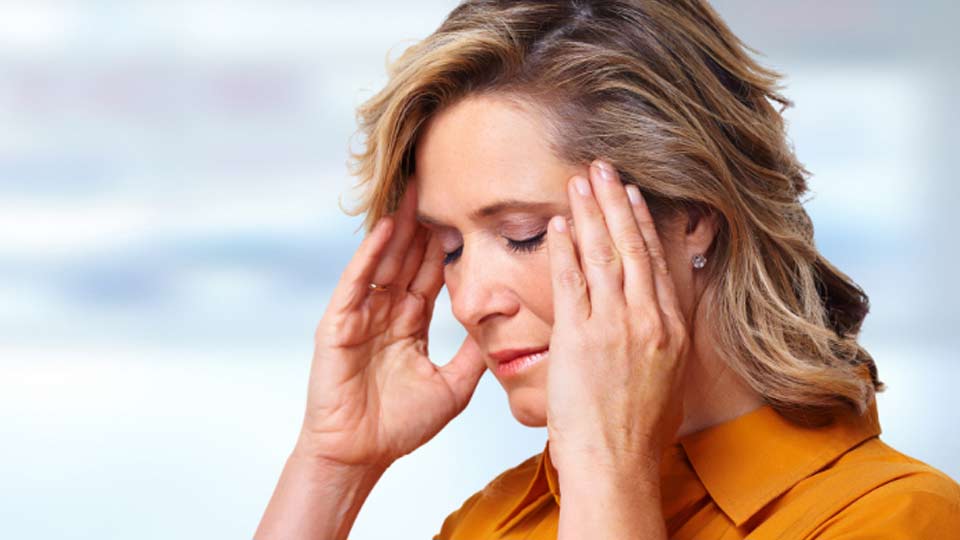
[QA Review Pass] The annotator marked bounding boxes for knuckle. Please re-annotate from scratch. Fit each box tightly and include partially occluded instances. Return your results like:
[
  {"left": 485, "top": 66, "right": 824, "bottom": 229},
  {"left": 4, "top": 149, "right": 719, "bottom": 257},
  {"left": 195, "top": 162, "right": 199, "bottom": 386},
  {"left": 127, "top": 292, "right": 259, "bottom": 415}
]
[
  {"left": 653, "top": 330, "right": 670, "bottom": 350},
  {"left": 318, "top": 317, "right": 349, "bottom": 348},
  {"left": 639, "top": 315, "right": 666, "bottom": 346},
  {"left": 650, "top": 250, "right": 670, "bottom": 274},
  {"left": 650, "top": 317, "right": 665, "bottom": 338},
  {"left": 584, "top": 242, "right": 619, "bottom": 266},
  {"left": 558, "top": 267, "right": 586, "bottom": 289},
  {"left": 636, "top": 216, "right": 656, "bottom": 230},
  {"left": 672, "top": 325, "right": 689, "bottom": 350},
  {"left": 581, "top": 199, "right": 602, "bottom": 216},
  {"left": 617, "top": 232, "right": 649, "bottom": 258},
  {"left": 643, "top": 240, "right": 662, "bottom": 258},
  {"left": 405, "top": 291, "right": 427, "bottom": 310},
  {"left": 609, "top": 323, "right": 629, "bottom": 344},
  {"left": 669, "top": 315, "right": 689, "bottom": 341},
  {"left": 664, "top": 308, "right": 685, "bottom": 328}
]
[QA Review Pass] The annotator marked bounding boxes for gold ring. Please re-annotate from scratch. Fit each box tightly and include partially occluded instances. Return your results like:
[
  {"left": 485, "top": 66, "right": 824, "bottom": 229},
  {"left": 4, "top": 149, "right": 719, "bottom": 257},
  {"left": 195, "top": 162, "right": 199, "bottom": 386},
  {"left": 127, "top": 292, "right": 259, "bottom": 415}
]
[{"left": 368, "top": 282, "right": 391, "bottom": 293}]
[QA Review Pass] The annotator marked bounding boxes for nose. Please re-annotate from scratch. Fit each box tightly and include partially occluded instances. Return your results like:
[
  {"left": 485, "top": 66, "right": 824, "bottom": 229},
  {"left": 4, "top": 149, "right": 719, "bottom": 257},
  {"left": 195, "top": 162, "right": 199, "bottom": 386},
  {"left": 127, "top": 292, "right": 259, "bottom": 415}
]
[{"left": 448, "top": 243, "right": 520, "bottom": 328}]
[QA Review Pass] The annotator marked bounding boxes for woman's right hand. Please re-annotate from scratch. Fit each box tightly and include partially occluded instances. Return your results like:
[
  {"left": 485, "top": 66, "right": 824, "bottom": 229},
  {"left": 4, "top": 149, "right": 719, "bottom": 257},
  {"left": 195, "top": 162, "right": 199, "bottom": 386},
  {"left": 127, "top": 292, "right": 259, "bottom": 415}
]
[{"left": 295, "top": 180, "right": 487, "bottom": 470}]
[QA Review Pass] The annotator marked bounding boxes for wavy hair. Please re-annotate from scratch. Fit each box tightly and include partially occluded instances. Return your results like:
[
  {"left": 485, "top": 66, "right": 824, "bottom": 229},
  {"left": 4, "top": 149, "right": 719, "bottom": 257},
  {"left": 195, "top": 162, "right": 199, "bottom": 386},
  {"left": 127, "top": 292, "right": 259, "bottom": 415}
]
[{"left": 343, "top": 0, "right": 882, "bottom": 425}]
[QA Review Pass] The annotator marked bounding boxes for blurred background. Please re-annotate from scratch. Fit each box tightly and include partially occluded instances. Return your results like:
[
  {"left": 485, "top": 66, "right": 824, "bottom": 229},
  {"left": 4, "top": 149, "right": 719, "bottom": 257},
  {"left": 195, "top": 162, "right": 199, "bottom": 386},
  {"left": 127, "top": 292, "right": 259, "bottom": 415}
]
[{"left": 1, "top": 1, "right": 957, "bottom": 539}]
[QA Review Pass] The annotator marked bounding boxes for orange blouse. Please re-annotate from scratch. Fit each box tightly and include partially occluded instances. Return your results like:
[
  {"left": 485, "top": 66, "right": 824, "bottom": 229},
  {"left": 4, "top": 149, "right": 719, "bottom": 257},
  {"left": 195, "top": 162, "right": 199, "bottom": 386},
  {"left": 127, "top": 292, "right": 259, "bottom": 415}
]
[{"left": 433, "top": 402, "right": 960, "bottom": 539}]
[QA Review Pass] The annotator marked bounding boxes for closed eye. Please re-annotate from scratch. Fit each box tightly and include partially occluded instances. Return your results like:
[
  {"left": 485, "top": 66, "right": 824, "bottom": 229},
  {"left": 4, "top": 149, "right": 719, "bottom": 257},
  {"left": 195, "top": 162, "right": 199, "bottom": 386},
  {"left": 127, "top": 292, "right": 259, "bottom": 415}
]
[
  {"left": 442, "top": 245, "right": 463, "bottom": 266},
  {"left": 442, "top": 230, "right": 547, "bottom": 266},
  {"left": 506, "top": 230, "right": 547, "bottom": 254}
]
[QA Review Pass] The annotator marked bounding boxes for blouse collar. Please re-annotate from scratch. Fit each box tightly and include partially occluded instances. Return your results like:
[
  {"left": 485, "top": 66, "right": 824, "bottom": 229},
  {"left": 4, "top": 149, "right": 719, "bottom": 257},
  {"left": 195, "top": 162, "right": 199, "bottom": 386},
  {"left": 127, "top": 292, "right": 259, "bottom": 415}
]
[{"left": 493, "top": 400, "right": 881, "bottom": 531}]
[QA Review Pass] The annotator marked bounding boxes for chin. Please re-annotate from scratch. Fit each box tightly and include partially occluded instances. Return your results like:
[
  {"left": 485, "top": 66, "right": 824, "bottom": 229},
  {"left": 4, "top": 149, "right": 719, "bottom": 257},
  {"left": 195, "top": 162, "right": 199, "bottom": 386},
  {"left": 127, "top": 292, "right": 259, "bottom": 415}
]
[{"left": 506, "top": 387, "right": 548, "bottom": 427}]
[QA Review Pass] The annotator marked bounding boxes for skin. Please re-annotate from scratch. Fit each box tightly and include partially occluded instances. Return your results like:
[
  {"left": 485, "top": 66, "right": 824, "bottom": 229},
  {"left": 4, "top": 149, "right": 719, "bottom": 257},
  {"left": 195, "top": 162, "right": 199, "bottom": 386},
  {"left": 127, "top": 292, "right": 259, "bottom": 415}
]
[
  {"left": 414, "top": 94, "right": 764, "bottom": 439},
  {"left": 254, "top": 93, "right": 765, "bottom": 540}
]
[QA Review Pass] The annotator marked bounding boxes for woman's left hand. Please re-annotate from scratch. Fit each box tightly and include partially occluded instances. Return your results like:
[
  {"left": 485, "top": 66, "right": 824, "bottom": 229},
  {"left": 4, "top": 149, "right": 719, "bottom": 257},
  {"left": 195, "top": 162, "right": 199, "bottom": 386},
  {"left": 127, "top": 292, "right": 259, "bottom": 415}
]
[{"left": 545, "top": 159, "right": 691, "bottom": 478}]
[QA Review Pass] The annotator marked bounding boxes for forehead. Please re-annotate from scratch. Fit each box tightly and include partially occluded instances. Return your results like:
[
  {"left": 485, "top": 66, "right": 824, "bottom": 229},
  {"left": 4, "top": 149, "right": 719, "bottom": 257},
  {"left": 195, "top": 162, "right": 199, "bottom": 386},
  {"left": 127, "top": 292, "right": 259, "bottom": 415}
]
[{"left": 413, "top": 94, "right": 576, "bottom": 220}]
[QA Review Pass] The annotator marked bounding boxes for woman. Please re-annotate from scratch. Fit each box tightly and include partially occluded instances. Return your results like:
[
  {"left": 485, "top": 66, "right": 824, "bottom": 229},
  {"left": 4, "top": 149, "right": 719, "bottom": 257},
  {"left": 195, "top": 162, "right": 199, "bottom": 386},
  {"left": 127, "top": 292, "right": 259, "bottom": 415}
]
[{"left": 255, "top": 1, "right": 960, "bottom": 539}]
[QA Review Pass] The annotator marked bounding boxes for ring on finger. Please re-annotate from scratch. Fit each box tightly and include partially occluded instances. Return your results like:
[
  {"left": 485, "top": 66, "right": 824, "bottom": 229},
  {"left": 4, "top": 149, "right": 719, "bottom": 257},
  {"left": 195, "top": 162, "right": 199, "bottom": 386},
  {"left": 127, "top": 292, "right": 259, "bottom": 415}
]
[{"left": 368, "top": 282, "right": 392, "bottom": 293}]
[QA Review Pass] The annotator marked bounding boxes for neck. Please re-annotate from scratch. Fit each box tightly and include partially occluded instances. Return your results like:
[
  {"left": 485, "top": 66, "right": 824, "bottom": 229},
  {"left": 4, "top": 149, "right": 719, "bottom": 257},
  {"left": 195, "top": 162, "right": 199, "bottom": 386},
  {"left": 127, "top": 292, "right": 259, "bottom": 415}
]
[{"left": 676, "top": 323, "right": 765, "bottom": 439}]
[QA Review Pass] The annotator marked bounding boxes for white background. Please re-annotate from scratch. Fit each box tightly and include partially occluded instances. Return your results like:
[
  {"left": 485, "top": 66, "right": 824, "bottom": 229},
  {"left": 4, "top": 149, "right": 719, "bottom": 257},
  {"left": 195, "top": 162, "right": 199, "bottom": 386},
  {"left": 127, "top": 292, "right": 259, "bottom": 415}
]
[{"left": 1, "top": 1, "right": 958, "bottom": 539}]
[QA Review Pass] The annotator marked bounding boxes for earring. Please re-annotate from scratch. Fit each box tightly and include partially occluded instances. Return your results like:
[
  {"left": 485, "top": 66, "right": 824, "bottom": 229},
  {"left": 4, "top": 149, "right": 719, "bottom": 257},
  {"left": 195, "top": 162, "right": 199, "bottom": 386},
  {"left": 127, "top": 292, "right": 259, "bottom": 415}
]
[{"left": 692, "top": 254, "right": 707, "bottom": 269}]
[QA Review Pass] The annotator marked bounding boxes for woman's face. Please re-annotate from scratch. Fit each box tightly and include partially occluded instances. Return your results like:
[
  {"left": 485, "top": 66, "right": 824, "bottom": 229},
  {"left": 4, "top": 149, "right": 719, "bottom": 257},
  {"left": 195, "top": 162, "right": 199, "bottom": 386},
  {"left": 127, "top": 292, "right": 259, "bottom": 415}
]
[{"left": 413, "top": 94, "right": 687, "bottom": 426}]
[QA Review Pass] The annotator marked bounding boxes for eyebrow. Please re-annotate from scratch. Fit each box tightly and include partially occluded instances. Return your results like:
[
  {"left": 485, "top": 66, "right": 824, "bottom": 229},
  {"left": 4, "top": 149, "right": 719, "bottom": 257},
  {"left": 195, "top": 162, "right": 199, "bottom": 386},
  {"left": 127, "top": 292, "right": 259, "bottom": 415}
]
[{"left": 416, "top": 199, "right": 561, "bottom": 227}]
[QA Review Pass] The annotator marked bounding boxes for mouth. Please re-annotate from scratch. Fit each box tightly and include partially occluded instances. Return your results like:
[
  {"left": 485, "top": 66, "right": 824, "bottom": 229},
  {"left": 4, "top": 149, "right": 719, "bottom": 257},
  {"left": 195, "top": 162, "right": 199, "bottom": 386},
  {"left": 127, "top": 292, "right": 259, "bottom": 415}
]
[{"left": 489, "top": 347, "right": 549, "bottom": 378}]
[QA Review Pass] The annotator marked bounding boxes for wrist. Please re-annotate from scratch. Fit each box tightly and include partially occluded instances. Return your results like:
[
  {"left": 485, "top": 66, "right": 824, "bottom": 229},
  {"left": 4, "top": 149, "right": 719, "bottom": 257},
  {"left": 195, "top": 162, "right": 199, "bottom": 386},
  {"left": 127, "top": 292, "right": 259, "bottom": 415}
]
[
  {"left": 290, "top": 439, "right": 391, "bottom": 482},
  {"left": 559, "top": 456, "right": 662, "bottom": 500},
  {"left": 254, "top": 444, "right": 387, "bottom": 540},
  {"left": 557, "top": 457, "right": 665, "bottom": 540},
  {"left": 293, "top": 429, "right": 395, "bottom": 473},
  {"left": 556, "top": 443, "right": 663, "bottom": 507},
  {"left": 552, "top": 439, "right": 662, "bottom": 482}
]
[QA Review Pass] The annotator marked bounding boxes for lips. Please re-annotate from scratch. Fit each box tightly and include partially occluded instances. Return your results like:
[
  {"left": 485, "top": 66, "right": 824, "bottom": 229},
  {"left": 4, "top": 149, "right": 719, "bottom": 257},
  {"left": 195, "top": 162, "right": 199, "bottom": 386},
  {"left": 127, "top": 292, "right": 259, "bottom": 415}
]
[
  {"left": 489, "top": 346, "right": 549, "bottom": 364},
  {"left": 489, "top": 346, "right": 549, "bottom": 378}
]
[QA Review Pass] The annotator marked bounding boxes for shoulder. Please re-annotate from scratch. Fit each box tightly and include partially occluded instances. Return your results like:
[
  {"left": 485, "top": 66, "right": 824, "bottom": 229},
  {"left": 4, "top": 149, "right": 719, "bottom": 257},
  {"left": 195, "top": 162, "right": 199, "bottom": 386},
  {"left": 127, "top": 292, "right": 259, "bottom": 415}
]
[
  {"left": 827, "top": 437, "right": 960, "bottom": 499},
  {"left": 756, "top": 438, "right": 960, "bottom": 539},
  {"left": 432, "top": 452, "right": 542, "bottom": 540},
  {"left": 812, "top": 438, "right": 960, "bottom": 537}
]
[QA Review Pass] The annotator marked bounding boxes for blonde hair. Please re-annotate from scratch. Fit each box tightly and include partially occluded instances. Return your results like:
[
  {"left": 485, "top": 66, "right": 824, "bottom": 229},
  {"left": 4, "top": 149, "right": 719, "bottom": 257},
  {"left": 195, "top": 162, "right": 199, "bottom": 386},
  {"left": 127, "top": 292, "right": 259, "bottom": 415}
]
[{"left": 344, "top": 0, "right": 882, "bottom": 425}]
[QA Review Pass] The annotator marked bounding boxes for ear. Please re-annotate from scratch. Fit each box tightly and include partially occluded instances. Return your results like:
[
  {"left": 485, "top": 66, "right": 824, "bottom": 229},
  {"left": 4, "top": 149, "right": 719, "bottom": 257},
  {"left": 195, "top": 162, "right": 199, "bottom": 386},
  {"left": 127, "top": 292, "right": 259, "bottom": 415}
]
[{"left": 683, "top": 203, "right": 720, "bottom": 260}]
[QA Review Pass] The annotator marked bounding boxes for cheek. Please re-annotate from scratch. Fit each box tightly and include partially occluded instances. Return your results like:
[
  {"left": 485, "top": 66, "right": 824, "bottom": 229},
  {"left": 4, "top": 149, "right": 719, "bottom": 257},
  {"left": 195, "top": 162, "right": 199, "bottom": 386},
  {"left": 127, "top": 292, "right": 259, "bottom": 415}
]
[{"left": 521, "top": 253, "right": 556, "bottom": 326}]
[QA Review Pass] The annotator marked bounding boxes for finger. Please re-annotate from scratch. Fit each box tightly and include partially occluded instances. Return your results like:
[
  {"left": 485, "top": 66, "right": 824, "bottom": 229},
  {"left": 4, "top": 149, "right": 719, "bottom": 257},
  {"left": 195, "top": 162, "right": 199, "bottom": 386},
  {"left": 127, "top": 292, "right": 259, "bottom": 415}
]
[
  {"left": 547, "top": 215, "right": 590, "bottom": 324},
  {"left": 589, "top": 160, "right": 657, "bottom": 310},
  {"left": 408, "top": 229, "right": 445, "bottom": 300},
  {"left": 438, "top": 334, "right": 487, "bottom": 412},
  {"left": 391, "top": 229, "right": 444, "bottom": 338},
  {"left": 327, "top": 215, "right": 395, "bottom": 313},
  {"left": 393, "top": 224, "right": 429, "bottom": 293},
  {"left": 625, "top": 184, "right": 683, "bottom": 322},
  {"left": 568, "top": 173, "right": 624, "bottom": 309},
  {"left": 370, "top": 181, "right": 419, "bottom": 286}
]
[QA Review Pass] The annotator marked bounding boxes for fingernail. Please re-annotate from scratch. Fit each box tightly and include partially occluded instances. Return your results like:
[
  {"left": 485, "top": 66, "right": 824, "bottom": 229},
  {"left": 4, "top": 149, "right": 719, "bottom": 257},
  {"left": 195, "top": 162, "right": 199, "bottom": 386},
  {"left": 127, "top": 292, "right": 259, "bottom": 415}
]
[
  {"left": 591, "top": 162, "right": 609, "bottom": 183},
  {"left": 594, "top": 161, "right": 614, "bottom": 182},
  {"left": 574, "top": 176, "right": 591, "bottom": 196},
  {"left": 626, "top": 184, "right": 642, "bottom": 206},
  {"left": 551, "top": 215, "right": 567, "bottom": 232}
]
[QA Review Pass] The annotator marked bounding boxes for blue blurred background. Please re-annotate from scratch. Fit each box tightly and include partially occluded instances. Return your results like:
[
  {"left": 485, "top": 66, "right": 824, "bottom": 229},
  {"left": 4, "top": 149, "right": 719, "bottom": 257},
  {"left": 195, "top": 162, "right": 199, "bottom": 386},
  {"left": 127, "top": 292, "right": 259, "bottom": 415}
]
[{"left": 1, "top": 1, "right": 957, "bottom": 539}]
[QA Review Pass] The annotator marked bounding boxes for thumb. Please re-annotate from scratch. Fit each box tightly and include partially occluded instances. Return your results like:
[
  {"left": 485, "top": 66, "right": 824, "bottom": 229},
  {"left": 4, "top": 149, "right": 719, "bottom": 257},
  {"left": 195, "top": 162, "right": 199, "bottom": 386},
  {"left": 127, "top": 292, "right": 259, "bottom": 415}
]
[{"left": 439, "top": 334, "right": 487, "bottom": 412}]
